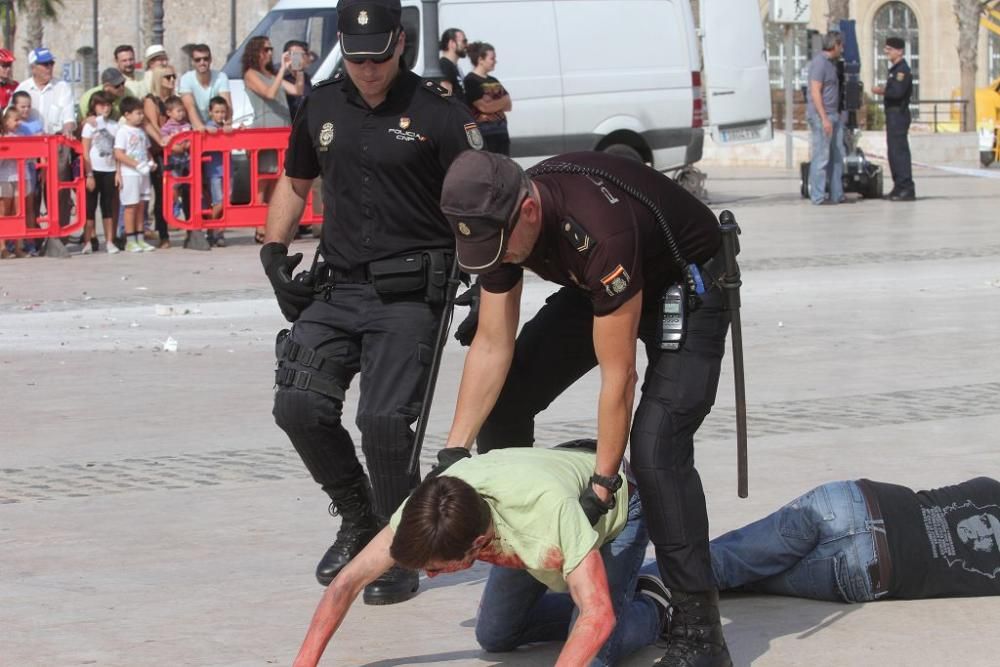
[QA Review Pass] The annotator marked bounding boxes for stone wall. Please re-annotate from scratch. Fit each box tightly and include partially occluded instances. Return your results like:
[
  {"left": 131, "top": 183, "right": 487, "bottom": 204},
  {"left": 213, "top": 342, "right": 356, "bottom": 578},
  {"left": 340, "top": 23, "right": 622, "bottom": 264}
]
[{"left": 10, "top": 0, "right": 277, "bottom": 94}]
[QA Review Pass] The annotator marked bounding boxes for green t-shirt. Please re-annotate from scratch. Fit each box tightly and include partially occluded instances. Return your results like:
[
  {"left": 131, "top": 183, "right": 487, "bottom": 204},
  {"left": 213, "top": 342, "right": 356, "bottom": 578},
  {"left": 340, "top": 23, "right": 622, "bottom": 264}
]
[
  {"left": 390, "top": 448, "right": 629, "bottom": 592},
  {"left": 78, "top": 85, "right": 123, "bottom": 123}
]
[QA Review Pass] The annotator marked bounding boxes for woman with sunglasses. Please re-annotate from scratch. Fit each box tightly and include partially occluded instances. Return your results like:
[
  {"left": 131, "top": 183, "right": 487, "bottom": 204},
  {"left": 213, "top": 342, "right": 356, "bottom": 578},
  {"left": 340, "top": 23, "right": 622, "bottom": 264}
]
[
  {"left": 243, "top": 36, "right": 304, "bottom": 242},
  {"left": 143, "top": 65, "right": 182, "bottom": 248}
]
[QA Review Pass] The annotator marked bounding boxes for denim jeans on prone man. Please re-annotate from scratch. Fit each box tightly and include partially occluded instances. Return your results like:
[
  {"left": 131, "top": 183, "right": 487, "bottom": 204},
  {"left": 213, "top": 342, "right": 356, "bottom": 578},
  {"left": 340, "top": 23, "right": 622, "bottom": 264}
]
[
  {"left": 704, "top": 480, "right": 882, "bottom": 603},
  {"left": 475, "top": 491, "right": 661, "bottom": 666}
]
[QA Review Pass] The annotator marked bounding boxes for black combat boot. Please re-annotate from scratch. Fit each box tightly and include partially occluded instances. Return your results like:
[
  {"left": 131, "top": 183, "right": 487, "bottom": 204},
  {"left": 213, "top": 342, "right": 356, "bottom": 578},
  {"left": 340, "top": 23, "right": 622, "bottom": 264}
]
[
  {"left": 655, "top": 589, "right": 732, "bottom": 667},
  {"left": 315, "top": 476, "right": 381, "bottom": 586},
  {"left": 363, "top": 565, "right": 420, "bottom": 605}
]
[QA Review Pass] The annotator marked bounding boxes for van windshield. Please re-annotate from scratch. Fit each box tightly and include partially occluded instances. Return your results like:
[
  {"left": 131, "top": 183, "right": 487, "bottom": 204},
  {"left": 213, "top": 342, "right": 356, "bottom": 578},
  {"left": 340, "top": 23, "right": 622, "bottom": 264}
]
[{"left": 222, "top": 8, "right": 338, "bottom": 79}]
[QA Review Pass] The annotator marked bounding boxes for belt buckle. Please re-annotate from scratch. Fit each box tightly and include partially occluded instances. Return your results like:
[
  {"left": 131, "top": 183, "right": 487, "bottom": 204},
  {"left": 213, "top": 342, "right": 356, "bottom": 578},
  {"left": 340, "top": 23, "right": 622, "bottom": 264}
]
[{"left": 293, "top": 371, "right": 312, "bottom": 390}]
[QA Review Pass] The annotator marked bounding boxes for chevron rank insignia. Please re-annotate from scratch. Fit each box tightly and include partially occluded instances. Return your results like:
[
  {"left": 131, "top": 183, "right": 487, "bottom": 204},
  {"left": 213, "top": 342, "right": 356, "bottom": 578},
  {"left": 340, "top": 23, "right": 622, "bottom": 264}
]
[{"left": 561, "top": 216, "right": 595, "bottom": 254}]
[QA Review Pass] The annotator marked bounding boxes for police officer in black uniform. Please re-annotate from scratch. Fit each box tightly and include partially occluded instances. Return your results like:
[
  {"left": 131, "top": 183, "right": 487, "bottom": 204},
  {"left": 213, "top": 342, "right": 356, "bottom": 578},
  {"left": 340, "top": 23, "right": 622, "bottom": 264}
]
[
  {"left": 872, "top": 36, "right": 915, "bottom": 201},
  {"left": 260, "top": 0, "right": 478, "bottom": 604},
  {"left": 435, "top": 150, "right": 735, "bottom": 667}
]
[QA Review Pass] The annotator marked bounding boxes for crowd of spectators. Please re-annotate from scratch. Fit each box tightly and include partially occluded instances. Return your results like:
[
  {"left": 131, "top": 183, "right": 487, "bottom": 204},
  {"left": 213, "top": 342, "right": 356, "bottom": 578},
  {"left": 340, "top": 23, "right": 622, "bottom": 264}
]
[{"left": 0, "top": 40, "right": 309, "bottom": 258}]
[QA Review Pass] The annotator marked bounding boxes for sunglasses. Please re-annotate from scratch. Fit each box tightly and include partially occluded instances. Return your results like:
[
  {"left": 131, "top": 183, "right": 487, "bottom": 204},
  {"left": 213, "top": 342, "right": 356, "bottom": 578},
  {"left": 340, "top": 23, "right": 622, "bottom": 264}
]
[
  {"left": 193, "top": 56, "right": 211, "bottom": 63},
  {"left": 264, "top": 47, "right": 274, "bottom": 52},
  {"left": 163, "top": 74, "right": 176, "bottom": 80},
  {"left": 343, "top": 50, "right": 394, "bottom": 65},
  {"left": 37, "top": 62, "right": 55, "bottom": 67},
  {"left": 0, "top": 62, "right": 11, "bottom": 67}
]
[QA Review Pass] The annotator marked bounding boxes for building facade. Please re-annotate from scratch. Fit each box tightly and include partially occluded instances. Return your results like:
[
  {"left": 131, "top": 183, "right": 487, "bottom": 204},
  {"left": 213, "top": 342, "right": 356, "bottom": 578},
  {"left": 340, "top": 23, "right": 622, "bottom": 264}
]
[
  {"left": 8, "top": 0, "right": 277, "bottom": 95},
  {"left": 767, "top": 0, "right": 1000, "bottom": 106}
]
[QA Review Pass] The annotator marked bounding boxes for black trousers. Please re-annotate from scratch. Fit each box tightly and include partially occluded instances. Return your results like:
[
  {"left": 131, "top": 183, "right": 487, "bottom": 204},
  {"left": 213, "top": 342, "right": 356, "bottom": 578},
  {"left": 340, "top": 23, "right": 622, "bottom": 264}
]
[
  {"left": 272, "top": 283, "right": 441, "bottom": 522},
  {"left": 885, "top": 108, "right": 914, "bottom": 193},
  {"left": 479, "top": 285, "right": 730, "bottom": 592}
]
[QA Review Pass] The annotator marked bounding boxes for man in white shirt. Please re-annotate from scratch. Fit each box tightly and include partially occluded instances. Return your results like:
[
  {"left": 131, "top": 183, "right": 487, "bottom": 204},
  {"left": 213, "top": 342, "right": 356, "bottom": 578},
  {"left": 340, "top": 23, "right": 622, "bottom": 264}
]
[
  {"left": 178, "top": 44, "right": 232, "bottom": 130},
  {"left": 14, "top": 47, "right": 75, "bottom": 138}
]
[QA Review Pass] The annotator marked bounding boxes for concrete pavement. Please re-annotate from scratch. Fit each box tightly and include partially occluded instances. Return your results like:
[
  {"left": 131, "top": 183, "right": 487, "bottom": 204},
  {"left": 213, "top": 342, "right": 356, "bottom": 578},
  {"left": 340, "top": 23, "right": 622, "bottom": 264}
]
[{"left": 2, "top": 164, "right": 999, "bottom": 666}]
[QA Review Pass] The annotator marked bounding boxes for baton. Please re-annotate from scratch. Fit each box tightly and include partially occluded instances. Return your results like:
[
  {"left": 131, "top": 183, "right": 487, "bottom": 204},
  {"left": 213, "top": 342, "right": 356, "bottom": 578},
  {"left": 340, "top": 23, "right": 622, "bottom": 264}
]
[
  {"left": 407, "top": 258, "right": 463, "bottom": 478},
  {"left": 718, "top": 210, "right": 749, "bottom": 498}
]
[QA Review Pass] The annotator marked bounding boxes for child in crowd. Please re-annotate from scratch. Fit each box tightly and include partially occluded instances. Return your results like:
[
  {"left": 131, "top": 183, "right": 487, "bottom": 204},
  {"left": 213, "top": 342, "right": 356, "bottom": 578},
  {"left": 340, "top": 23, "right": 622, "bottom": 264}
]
[
  {"left": 113, "top": 96, "right": 157, "bottom": 253},
  {"left": 160, "top": 95, "right": 192, "bottom": 230},
  {"left": 7, "top": 91, "right": 42, "bottom": 256},
  {"left": 0, "top": 107, "right": 21, "bottom": 258},
  {"left": 204, "top": 95, "right": 230, "bottom": 246},
  {"left": 81, "top": 91, "right": 120, "bottom": 254}
]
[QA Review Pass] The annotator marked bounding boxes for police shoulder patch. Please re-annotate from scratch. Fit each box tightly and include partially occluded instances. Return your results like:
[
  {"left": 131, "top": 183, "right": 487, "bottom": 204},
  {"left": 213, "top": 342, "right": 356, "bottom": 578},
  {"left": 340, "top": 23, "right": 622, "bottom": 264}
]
[
  {"left": 464, "top": 122, "right": 484, "bottom": 150},
  {"left": 560, "top": 216, "right": 596, "bottom": 254},
  {"left": 895, "top": 71, "right": 906, "bottom": 81},
  {"left": 600, "top": 264, "right": 630, "bottom": 297}
]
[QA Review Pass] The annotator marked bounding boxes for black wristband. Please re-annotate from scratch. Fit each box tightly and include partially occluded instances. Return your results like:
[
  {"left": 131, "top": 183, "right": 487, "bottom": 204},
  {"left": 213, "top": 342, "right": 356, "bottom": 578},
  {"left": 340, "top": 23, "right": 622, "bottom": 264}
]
[{"left": 589, "top": 473, "right": 623, "bottom": 494}]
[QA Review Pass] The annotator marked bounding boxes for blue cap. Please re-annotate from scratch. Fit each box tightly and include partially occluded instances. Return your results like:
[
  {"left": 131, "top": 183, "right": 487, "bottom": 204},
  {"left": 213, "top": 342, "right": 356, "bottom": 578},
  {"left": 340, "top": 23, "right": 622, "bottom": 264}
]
[{"left": 28, "top": 47, "right": 55, "bottom": 65}]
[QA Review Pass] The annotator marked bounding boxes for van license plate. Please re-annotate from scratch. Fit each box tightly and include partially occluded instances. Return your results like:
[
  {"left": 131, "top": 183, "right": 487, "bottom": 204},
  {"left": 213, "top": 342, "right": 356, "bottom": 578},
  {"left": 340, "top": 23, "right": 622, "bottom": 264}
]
[{"left": 719, "top": 123, "right": 769, "bottom": 144}]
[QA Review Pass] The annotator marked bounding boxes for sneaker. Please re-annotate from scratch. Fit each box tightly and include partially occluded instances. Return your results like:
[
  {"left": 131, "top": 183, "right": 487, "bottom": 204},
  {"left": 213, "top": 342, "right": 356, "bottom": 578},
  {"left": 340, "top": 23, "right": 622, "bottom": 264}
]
[
  {"left": 138, "top": 239, "right": 156, "bottom": 252},
  {"left": 125, "top": 240, "right": 143, "bottom": 253},
  {"left": 80, "top": 243, "right": 93, "bottom": 255},
  {"left": 637, "top": 573, "right": 673, "bottom": 639},
  {"left": 106, "top": 244, "right": 121, "bottom": 255}
]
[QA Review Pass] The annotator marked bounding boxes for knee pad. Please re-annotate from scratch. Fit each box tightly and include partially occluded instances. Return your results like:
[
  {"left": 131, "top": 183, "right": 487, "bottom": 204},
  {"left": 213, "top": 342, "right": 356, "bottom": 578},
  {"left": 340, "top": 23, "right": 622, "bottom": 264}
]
[{"left": 357, "top": 413, "right": 418, "bottom": 520}]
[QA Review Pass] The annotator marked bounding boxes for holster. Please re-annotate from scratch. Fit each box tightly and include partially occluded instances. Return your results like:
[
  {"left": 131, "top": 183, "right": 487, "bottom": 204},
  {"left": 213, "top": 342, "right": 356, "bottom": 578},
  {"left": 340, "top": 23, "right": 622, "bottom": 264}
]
[{"left": 368, "top": 249, "right": 452, "bottom": 306}]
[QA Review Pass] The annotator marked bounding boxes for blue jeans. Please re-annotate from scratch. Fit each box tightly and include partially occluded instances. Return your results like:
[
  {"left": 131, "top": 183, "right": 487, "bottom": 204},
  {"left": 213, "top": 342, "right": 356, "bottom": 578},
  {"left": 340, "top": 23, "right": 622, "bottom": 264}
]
[
  {"left": 709, "top": 481, "right": 883, "bottom": 602},
  {"left": 808, "top": 113, "right": 845, "bottom": 204},
  {"left": 475, "top": 492, "right": 661, "bottom": 666}
]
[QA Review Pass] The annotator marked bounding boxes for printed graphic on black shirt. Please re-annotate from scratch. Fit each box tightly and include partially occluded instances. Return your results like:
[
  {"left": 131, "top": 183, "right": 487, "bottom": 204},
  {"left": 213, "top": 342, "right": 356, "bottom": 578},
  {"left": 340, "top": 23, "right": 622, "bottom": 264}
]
[{"left": 922, "top": 501, "right": 1000, "bottom": 580}]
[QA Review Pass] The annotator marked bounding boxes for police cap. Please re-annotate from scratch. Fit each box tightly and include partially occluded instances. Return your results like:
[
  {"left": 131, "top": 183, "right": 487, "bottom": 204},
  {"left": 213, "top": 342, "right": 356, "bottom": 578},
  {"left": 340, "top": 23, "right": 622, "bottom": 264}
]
[
  {"left": 440, "top": 151, "right": 532, "bottom": 273},
  {"left": 885, "top": 36, "right": 905, "bottom": 50},
  {"left": 337, "top": 0, "right": 402, "bottom": 62}
]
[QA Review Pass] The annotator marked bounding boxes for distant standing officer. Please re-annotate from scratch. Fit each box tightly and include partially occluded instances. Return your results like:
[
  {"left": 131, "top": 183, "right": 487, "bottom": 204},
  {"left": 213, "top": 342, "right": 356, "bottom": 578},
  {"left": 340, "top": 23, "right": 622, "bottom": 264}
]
[
  {"left": 872, "top": 36, "right": 915, "bottom": 201},
  {"left": 260, "top": 0, "right": 478, "bottom": 604}
]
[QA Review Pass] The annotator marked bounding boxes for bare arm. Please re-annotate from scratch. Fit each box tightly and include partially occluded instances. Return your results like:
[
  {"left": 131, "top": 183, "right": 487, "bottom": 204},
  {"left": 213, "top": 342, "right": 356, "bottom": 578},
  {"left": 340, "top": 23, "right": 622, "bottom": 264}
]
[
  {"left": 292, "top": 527, "right": 396, "bottom": 667},
  {"left": 591, "top": 291, "right": 641, "bottom": 498},
  {"left": 264, "top": 175, "right": 313, "bottom": 245},
  {"left": 808, "top": 80, "right": 827, "bottom": 122},
  {"left": 143, "top": 98, "right": 165, "bottom": 146},
  {"left": 246, "top": 66, "right": 290, "bottom": 102},
  {"left": 181, "top": 93, "right": 206, "bottom": 131},
  {"left": 114, "top": 148, "right": 140, "bottom": 170},
  {"left": 81, "top": 135, "right": 94, "bottom": 175},
  {"left": 444, "top": 283, "right": 523, "bottom": 448},
  {"left": 556, "top": 550, "right": 615, "bottom": 666},
  {"left": 472, "top": 95, "right": 511, "bottom": 114}
]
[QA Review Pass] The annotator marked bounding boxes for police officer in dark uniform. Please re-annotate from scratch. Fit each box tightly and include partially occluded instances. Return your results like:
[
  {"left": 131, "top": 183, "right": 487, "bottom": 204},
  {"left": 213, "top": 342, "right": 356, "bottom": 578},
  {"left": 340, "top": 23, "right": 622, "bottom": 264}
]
[
  {"left": 435, "top": 150, "right": 735, "bottom": 667},
  {"left": 872, "top": 36, "right": 915, "bottom": 201},
  {"left": 259, "top": 0, "right": 479, "bottom": 604}
]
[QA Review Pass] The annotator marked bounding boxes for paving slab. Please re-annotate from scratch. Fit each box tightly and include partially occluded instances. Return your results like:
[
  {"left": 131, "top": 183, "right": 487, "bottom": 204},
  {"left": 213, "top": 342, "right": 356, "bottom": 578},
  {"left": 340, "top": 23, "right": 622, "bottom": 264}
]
[{"left": 1, "top": 165, "right": 999, "bottom": 666}]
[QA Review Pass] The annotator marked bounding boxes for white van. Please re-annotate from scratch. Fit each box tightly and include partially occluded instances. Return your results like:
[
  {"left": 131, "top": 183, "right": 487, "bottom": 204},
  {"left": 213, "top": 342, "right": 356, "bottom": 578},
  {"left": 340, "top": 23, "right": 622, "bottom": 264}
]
[{"left": 222, "top": 0, "right": 772, "bottom": 171}]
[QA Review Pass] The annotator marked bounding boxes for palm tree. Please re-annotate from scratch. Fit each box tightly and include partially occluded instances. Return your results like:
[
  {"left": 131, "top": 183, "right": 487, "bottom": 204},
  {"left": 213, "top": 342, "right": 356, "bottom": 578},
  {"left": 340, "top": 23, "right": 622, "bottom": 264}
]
[
  {"left": 953, "top": 0, "right": 990, "bottom": 132},
  {"left": 15, "top": 0, "right": 62, "bottom": 54}
]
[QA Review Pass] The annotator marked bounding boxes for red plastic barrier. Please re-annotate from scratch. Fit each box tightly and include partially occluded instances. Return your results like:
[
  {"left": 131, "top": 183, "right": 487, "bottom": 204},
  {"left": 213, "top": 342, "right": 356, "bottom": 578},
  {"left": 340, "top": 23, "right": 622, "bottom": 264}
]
[
  {"left": 161, "top": 127, "right": 321, "bottom": 230},
  {"left": 0, "top": 135, "right": 87, "bottom": 241}
]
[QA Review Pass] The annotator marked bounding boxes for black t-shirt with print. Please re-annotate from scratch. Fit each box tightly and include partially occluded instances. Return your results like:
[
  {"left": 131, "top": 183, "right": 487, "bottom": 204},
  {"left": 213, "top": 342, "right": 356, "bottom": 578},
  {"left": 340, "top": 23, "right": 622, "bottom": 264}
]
[
  {"left": 865, "top": 477, "right": 1000, "bottom": 599},
  {"left": 439, "top": 57, "right": 464, "bottom": 102},
  {"left": 463, "top": 72, "right": 508, "bottom": 136}
]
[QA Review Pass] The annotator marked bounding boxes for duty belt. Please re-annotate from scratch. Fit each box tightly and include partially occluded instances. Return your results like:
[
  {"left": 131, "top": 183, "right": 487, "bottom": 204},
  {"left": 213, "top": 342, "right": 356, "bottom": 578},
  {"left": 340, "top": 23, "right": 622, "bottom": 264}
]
[
  {"left": 318, "top": 264, "right": 371, "bottom": 285},
  {"left": 857, "top": 479, "right": 893, "bottom": 597}
]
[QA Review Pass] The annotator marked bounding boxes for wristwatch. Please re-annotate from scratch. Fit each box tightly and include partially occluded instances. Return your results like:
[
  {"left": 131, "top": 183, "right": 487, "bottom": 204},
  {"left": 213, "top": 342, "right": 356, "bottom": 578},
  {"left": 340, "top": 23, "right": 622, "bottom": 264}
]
[{"left": 589, "top": 473, "right": 623, "bottom": 509}]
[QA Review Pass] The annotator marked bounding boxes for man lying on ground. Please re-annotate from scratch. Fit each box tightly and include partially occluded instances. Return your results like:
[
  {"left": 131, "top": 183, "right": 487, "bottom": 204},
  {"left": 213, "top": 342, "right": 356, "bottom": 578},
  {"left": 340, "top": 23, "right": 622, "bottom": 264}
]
[
  {"left": 293, "top": 444, "right": 671, "bottom": 666},
  {"left": 681, "top": 477, "right": 1000, "bottom": 602}
]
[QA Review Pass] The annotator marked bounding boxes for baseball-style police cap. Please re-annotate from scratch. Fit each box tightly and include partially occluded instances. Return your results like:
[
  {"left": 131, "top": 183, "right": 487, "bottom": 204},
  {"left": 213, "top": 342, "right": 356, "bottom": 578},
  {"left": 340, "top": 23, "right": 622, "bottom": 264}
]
[
  {"left": 28, "top": 47, "right": 55, "bottom": 65},
  {"left": 337, "top": 0, "right": 402, "bottom": 63},
  {"left": 440, "top": 151, "right": 532, "bottom": 273},
  {"left": 885, "top": 36, "right": 905, "bottom": 50}
]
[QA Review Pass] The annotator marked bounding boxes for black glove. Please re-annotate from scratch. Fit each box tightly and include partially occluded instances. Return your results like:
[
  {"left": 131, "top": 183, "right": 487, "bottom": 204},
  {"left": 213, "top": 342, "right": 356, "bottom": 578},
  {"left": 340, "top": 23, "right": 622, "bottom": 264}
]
[
  {"left": 260, "top": 242, "right": 316, "bottom": 323},
  {"left": 453, "top": 282, "right": 481, "bottom": 346},
  {"left": 579, "top": 486, "right": 614, "bottom": 526},
  {"left": 425, "top": 447, "right": 472, "bottom": 480}
]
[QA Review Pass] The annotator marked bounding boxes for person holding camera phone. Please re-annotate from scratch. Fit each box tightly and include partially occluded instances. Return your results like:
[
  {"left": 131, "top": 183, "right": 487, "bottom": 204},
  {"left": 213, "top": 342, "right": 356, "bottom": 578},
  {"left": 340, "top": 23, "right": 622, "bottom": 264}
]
[
  {"left": 283, "top": 40, "right": 313, "bottom": 120},
  {"left": 261, "top": 0, "right": 478, "bottom": 605}
]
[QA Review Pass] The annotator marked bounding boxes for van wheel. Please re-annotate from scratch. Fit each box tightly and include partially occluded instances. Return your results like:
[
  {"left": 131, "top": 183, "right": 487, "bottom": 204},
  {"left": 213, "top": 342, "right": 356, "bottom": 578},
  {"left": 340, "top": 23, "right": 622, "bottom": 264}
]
[{"left": 602, "top": 143, "right": 644, "bottom": 163}]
